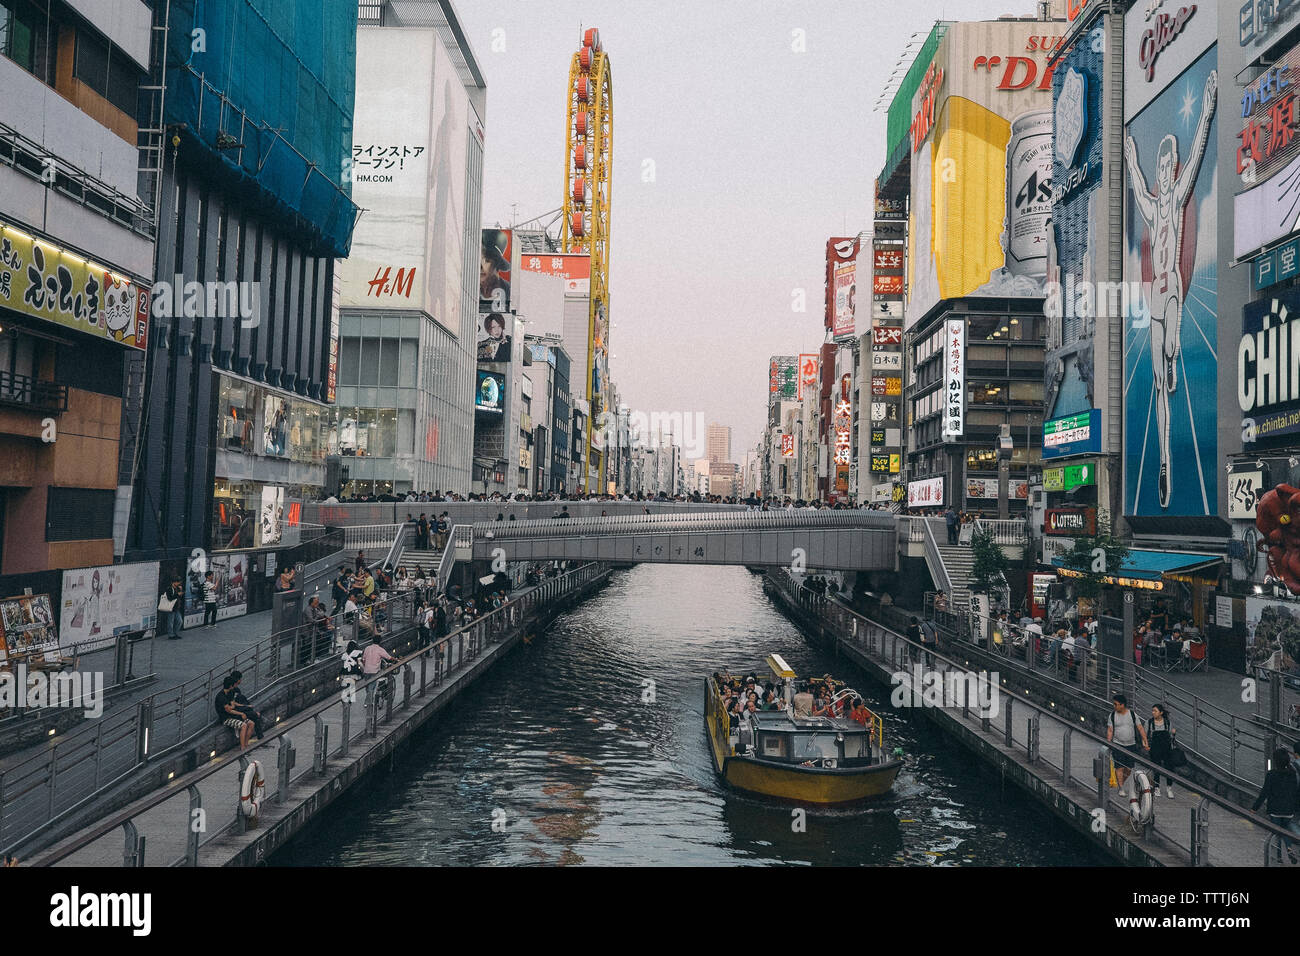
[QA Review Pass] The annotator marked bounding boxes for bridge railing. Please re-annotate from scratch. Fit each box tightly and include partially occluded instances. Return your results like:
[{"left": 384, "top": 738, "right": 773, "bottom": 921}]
[
  {"left": 475, "top": 508, "right": 898, "bottom": 539},
  {"left": 26, "top": 562, "right": 609, "bottom": 867},
  {"left": 767, "top": 570, "right": 1294, "bottom": 867}
]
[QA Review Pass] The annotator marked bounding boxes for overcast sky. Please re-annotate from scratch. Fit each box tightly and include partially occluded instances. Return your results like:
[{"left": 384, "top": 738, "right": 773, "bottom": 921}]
[{"left": 455, "top": 0, "right": 1048, "bottom": 457}]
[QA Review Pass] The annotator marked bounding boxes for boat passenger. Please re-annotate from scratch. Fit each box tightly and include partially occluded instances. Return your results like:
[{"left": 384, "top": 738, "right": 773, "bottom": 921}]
[{"left": 792, "top": 685, "right": 814, "bottom": 717}]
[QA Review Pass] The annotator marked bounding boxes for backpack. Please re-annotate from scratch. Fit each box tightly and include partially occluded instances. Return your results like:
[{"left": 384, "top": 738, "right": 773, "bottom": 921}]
[{"left": 1108, "top": 708, "right": 1137, "bottom": 742}]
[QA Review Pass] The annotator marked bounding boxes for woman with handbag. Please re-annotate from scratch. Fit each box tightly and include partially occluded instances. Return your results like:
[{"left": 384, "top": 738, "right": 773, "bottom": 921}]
[
  {"left": 1145, "top": 702, "right": 1179, "bottom": 798},
  {"left": 158, "top": 577, "right": 184, "bottom": 640}
]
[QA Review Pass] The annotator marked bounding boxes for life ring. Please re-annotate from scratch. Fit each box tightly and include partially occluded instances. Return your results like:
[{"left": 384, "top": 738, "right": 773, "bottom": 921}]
[
  {"left": 240, "top": 760, "right": 266, "bottom": 818},
  {"left": 1128, "top": 769, "right": 1154, "bottom": 825}
]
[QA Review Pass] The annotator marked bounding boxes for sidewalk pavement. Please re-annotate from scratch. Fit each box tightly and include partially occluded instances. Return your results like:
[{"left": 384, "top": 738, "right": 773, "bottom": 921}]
[{"left": 0, "top": 609, "right": 275, "bottom": 774}]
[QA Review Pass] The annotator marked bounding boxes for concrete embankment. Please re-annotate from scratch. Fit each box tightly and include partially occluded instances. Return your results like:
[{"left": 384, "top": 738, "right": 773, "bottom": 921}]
[
  {"left": 764, "top": 577, "right": 1253, "bottom": 867},
  {"left": 32, "top": 566, "right": 612, "bottom": 867}
]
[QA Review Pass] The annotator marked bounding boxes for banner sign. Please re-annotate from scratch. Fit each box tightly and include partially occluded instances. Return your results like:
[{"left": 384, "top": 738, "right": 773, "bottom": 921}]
[
  {"left": 872, "top": 326, "right": 902, "bottom": 345},
  {"left": 0, "top": 220, "right": 150, "bottom": 350},
  {"left": 781, "top": 434, "right": 795, "bottom": 458},
  {"left": 797, "top": 353, "right": 819, "bottom": 400},
  {"left": 907, "top": 475, "right": 944, "bottom": 508},
  {"left": 942, "top": 319, "right": 965, "bottom": 441},
  {"left": 1043, "top": 409, "right": 1101, "bottom": 459},
  {"left": 1240, "top": 287, "right": 1300, "bottom": 443},
  {"left": 1046, "top": 507, "right": 1096, "bottom": 535}
]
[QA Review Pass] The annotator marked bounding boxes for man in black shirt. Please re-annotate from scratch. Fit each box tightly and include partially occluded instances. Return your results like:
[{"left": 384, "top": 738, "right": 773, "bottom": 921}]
[{"left": 331, "top": 566, "right": 350, "bottom": 614}]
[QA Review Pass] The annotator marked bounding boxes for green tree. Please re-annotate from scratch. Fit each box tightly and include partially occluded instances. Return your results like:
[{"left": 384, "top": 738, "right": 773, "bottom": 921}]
[
  {"left": 1059, "top": 511, "right": 1129, "bottom": 602},
  {"left": 968, "top": 523, "right": 1009, "bottom": 595}
]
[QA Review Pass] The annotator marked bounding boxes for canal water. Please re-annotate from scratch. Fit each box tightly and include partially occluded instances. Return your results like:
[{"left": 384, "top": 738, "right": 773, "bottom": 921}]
[{"left": 276, "top": 565, "right": 1103, "bottom": 866}]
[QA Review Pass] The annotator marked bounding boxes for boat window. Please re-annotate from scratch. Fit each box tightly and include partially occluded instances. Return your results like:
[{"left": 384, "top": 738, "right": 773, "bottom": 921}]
[
  {"left": 841, "top": 734, "right": 865, "bottom": 759},
  {"left": 792, "top": 734, "right": 840, "bottom": 760},
  {"left": 760, "top": 734, "right": 787, "bottom": 758}
]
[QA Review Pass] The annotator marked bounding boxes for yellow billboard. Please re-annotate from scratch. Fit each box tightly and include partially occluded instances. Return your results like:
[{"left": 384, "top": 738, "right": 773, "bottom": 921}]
[
  {"left": 0, "top": 220, "right": 150, "bottom": 350},
  {"left": 906, "top": 20, "right": 1060, "bottom": 328}
]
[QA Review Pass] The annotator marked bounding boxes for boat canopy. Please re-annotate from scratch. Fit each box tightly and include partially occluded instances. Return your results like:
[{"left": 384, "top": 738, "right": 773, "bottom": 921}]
[{"left": 765, "top": 654, "right": 796, "bottom": 680}]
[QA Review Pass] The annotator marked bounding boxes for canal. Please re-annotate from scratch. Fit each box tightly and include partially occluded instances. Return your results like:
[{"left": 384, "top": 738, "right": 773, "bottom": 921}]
[{"left": 275, "top": 564, "right": 1105, "bottom": 866}]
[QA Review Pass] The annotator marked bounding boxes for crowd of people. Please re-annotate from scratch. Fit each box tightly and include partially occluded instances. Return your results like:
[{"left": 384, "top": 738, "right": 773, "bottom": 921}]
[
  {"left": 713, "top": 672, "right": 874, "bottom": 731},
  {"left": 318, "top": 488, "right": 897, "bottom": 510}
]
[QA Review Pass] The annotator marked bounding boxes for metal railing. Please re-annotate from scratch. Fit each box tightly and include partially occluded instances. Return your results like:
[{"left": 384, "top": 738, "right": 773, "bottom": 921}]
[
  {"left": 939, "top": 609, "right": 1274, "bottom": 790},
  {"left": 0, "top": 588, "right": 419, "bottom": 858},
  {"left": 920, "top": 517, "right": 954, "bottom": 597},
  {"left": 767, "top": 570, "right": 1295, "bottom": 866},
  {"left": 973, "top": 517, "right": 1029, "bottom": 545},
  {"left": 0, "top": 369, "right": 68, "bottom": 413},
  {"left": 341, "top": 523, "right": 408, "bottom": 556},
  {"left": 436, "top": 525, "right": 472, "bottom": 595},
  {"left": 477, "top": 508, "right": 897, "bottom": 540},
  {"left": 28, "top": 562, "right": 609, "bottom": 867}
]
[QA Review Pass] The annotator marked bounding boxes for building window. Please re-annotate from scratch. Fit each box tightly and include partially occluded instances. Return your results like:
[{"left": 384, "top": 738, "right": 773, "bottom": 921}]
[
  {"left": 46, "top": 487, "right": 114, "bottom": 541},
  {"left": 73, "top": 27, "right": 140, "bottom": 115},
  {"left": 0, "top": 0, "right": 54, "bottom": 84}
]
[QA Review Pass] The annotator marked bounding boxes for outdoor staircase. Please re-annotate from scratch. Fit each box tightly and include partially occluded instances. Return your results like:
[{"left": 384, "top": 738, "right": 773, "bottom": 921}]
[
  {"left": 932, "top": 540, "right": 976, "bottom": 611},
  {"left": 398, "top": 547, "right": 445, "bottom": 577}
]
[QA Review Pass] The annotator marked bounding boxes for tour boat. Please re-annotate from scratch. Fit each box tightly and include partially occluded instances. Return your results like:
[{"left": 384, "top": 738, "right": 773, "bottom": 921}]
[{"left": 705, "top": 654, "right": 902, "bottom": 805}]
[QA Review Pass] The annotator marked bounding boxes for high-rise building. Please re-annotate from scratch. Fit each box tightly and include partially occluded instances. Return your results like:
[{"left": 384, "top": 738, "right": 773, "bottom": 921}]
[
  {"left": 333, "top": 0, "right": 486, "bottom": 498},
  {"left": 706, "top": 422, "right": 731, "bottom": 464},
  {"left": 124, "top": 0, "right": 360, "bottom": 561}
]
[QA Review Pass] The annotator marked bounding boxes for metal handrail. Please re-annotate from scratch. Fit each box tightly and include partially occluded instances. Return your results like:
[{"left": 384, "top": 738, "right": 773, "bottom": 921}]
[
  {"left": 920, "top": 518, "right": 954, "bottom": 597},
  {"left": 26, "top": 562, "right": 609, "bottom": 866},
  {"left": 768, "top": 569, "right": 1295, "bottom": 865},
  {"left": 0, "top": 587, "right": 419, "bottom": 857},
  {"left": 948, "top": 610, "right": 1271, "bottom": 789}
]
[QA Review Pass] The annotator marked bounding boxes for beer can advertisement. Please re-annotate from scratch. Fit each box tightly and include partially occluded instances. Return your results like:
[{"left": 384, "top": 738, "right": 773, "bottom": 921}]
[{"left": 905, "top": 20, "right": 1057, "bottom": 329}]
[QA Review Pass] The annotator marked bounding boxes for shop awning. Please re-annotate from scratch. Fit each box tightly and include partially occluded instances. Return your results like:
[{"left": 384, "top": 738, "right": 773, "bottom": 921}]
[{"left": 1052, "top": 549, "right": 1222, "bottom": 589}]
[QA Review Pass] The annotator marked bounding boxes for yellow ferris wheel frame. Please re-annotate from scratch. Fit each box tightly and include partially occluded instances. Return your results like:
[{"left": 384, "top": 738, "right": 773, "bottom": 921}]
[{"left": 561, "top": 30, "right": 612, "bottom": 493}]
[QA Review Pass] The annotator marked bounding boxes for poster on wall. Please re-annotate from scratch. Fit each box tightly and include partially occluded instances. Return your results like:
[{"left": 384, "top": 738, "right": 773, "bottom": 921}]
[
  {"left": 259, "top": 485, "right": 286, "bottom": 547},
  {"left": 184, "top": 553, "right": 250, "bottom": 626},
  {"left": 908, "top": 476, "right": 945, "bottom": 508},
  {"left": 0, "top": 595, "right": 60, "bottom": 663},
  {"left": 477, "top": 311, "right": 513, "bottom": 362},
  {"left": 59, "top": 562, "right": 160, "bottom": 653},
  {"left": 262, "top": 394, "right": 289, "bottom": 458},
  {"left": 1123, "top": 47, "right": 1219, "bottom": 517}
]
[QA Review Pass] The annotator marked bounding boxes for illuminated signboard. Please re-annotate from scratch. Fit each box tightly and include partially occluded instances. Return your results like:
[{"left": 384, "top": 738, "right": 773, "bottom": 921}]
[
  {"left": 1042, "top": 409, "right": 1101, "bottom": 459},
  {"left": 942, "top": 319, "right": 965, "bottom": 441}
]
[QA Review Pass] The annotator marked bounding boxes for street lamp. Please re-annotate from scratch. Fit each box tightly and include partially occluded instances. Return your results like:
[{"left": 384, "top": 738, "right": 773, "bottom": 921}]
[{"left": 997, "top": 423, "right": 1013, "bottom": 520}]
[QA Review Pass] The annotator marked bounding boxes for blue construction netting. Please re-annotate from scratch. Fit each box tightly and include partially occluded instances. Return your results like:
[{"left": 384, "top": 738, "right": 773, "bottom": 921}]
[{"left": 164, "top": 0, "right": 359, "bottom": 257}]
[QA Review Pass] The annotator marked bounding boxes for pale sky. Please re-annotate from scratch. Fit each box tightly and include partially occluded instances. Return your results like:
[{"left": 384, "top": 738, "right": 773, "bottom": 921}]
[{"left": 456, "top": 0, "right": 1051, "bottom": 456}]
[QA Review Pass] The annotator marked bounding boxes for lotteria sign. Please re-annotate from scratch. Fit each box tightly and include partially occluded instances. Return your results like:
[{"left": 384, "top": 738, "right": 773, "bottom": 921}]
[
  {"left": 1043, "top": 409, "right": 1101, "bottom": 459},
  {"left": 1046, "top": 507, "right": 1097, "bottom": 535}
]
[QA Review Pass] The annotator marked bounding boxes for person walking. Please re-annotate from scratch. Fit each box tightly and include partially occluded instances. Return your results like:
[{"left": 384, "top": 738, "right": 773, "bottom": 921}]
[
  {"left": 202, "top": 571, "right": 219, "bottom": 628},
  {"left": 417, "top": 513, "right": 430, "bottom": 551},
  {"left": 944, "top": 505, "right": 959, "bottom": 545},
  {"left": 1107, "top": 694, "right": 1149, "bottom": 795},
  {"left": 1253, "top": 748, "right": 1300, "bottom": 864},
  {"left": 159, "top": 577, "right": 184, "bottom": 640},
  {"left": 1144, "top": 703, "right": 1178, "bottom": 798},
  {"left": 331, "top": 565, "right": 351, "bottom": 615}
]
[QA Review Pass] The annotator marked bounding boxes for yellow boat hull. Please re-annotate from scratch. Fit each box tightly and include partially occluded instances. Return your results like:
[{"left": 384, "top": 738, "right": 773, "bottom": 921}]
[{"left": 705, "top": 685, "right": 900, "bottom": 806}]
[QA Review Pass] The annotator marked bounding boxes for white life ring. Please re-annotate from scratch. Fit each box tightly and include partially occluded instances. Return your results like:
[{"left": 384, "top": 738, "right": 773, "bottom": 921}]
[
  {"left": 240, "top": 760, "right": 266, "bottom": 818},
  {"left": 1128, "top": 769, "right": 1154, "bottom": 825}
]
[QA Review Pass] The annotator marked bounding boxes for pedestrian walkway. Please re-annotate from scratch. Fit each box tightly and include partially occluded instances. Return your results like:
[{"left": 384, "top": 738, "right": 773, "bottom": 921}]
[{"left": 0, "top": 610, "right": 275, "bottom": 774}]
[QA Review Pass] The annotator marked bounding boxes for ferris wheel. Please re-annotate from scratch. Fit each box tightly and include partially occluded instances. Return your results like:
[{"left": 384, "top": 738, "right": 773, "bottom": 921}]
[{"left": 561, "top": 27, "right": 613, "bottom": 491}]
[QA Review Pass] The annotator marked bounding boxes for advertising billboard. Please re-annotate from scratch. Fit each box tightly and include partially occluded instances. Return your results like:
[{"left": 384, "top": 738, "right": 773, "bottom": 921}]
[
  {"left": 906, "top": 20, "right": 1059, "bottom": 328},
  {"left": 1239, "top": 287, "right": 1300, "bottom": 443},
  {"left": 942, "top": 319, "right": 965, "bottom": 441},
  {"left": 0, "top": 220, "right": 150, "bottom": 350},
  {"left": 477, "top": 310, "right": 513, "bottom": 363},
  {"left": 826, "top": 237, "right": 858, "bottom": 340},
  {"left": 769, "top": 355, "right": 798, "bottom": 404},
  {"left": 908, "top": 476, "right": 945, "bottom": 508},
  {"left": 59, "top": 562, "right": 160, "bottom": 653},
  {"left": 1233, "top": 53, "right": 1300, "bottom": 259},
  {"left": 1122, "top": 45, "right": 1218, "bottom": 517},
  {"left": 967, "top": 478, "right": 1029, "bottom": 500},
  {"left": 781, "top": 434, "right": 795, "bottom": 458},
  {"left": 476, "top": 369, "right": 506, "bottom": 415},
  {"left": 479, "top": 229, "right": 513, "bottom": 312},
  {"left": 797, "top": 353, "right": 819, "bottom": 400},
  {"left": 259, "top": 485, "right": 286, "bottom": 547},
  {"left": 518, "top": 251, "right": 590, "bottom": 297},
  {"left": 1042, "top": 409, "right": 1102, "bottom": 459},
  {"left": 341, "top": 28, "right": 471, "bottom": 320}
]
